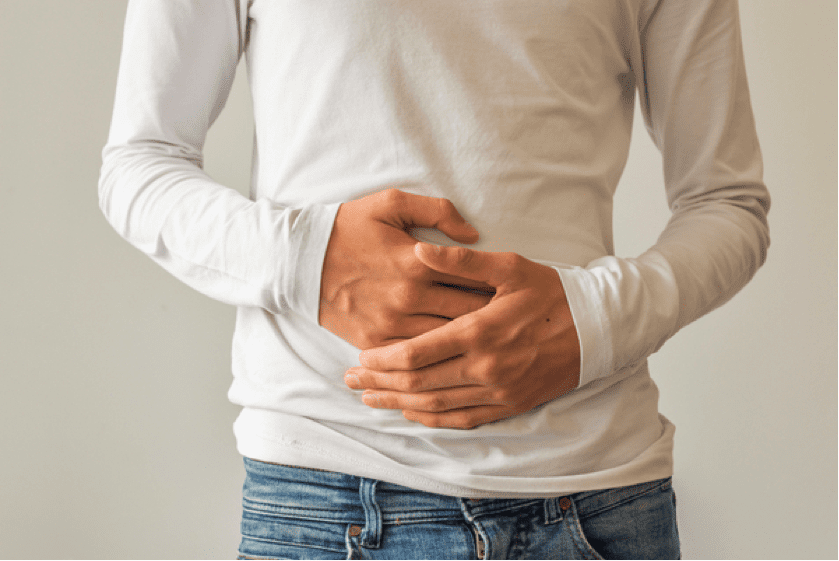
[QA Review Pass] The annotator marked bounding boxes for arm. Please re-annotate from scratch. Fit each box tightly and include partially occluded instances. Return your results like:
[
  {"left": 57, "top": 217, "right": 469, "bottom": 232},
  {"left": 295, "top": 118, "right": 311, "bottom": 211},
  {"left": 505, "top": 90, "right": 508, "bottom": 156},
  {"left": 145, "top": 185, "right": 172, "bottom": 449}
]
[
  {"left": 564, "top": 0, "right": 770, "bottom": 386},
  {"left": 100, "top": 1, "right": 492, "bottom": 333},
  {"left": 99, "top": 0, "right": 337, "bottom": 319},
  {"left": 348, "top": 0, "right": 769, "bottom": 428}
]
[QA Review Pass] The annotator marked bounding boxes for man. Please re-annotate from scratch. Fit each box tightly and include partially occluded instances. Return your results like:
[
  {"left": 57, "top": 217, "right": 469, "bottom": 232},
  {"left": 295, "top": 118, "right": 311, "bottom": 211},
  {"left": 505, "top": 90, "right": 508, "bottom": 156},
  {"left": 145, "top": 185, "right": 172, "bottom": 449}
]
[{"left": 100, "top": 0, "right": 769, "bottom": 558}]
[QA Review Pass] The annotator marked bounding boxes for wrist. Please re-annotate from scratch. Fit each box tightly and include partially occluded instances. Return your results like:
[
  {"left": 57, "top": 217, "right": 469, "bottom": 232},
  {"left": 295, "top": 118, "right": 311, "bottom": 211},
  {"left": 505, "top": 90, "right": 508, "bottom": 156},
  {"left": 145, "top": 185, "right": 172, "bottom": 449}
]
[
  {"left": 283, "top": 201, "right": 342, "bottom": 322},
  {"left": 551, "top": 265, "right": 609, "bottom": 389}
]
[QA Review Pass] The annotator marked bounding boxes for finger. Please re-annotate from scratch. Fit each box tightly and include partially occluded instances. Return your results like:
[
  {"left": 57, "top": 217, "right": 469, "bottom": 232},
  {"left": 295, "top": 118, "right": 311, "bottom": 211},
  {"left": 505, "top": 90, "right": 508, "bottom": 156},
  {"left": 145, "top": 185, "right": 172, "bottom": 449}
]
[
  {"left": 359, "top": 317, "right": 468, "bottom": 371},
  {"left": 376, "top": 189, "right": 480, "bottom": 244},
  {"left": 376, "top": 314, "right": 452, "bottom": 342},
  {"left": 427, "top": 274, "right": 497, "bottom": 297},
  {"left": 361, "top": 385, "right": 494, "bottom": 413},
  {"left": 415, "top": 243, "right": 518, "bottom": 288},
  {"left": 418, "top": 284, "right": 493, "bottom": 320},
  {"left": 346, "top": 355, "right": 469, "bottom": 392},
  {"left": 403, "top": 405, "right": 512, "bottom": 430}
]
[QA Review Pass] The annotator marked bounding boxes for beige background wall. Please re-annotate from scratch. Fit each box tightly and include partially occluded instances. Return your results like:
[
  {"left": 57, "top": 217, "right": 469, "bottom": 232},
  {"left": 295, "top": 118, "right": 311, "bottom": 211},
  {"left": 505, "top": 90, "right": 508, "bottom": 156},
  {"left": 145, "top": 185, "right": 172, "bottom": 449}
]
[{"left": 0, "top": 1, "right": 835, "bottom": 558}]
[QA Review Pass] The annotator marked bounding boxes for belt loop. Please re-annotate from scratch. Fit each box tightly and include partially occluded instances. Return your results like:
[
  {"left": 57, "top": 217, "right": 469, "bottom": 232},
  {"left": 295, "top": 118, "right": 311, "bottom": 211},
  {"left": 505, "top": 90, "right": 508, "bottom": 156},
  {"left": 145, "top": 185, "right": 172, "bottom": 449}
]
[
  {"left": 543, "top": 496, "right": 564, "bottom": 525},
  {"left": 458, "top": 499, "right": 489, "bottom": 560},
  {"left": 359, "top": 479, "right": 382, "bottom": 549}
]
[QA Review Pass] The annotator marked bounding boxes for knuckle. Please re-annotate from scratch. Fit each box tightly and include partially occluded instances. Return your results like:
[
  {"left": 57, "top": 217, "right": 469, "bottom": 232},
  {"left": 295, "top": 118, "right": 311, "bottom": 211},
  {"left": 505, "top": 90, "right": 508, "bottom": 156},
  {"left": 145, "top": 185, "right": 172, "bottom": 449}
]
[
  {"left": 458, "top": 315, "right": 483, "bottom": 344},
  {"left": 499, "top": 251, "right": 521, "bottom": 270},
  {"left": 491, "top": 387, "right": 514, "bottom": 407},
  {"left": 451, "top": 412, "right": 476, "bottom": 430},
  {"left": 399, "top": 343, "right": 422, "bottom": 369},
  {"left": 427, "top": 395, "right": 447, "bottom": 412},
  {"left": 419, "top": 416, "right": 444, "bottom": 429},
  {"left": 356, "top": 334, "right": 378, "bottom": 350},
  {"left": 451, "top": 246, "right": 473, "bottom": 265},
  {"left": 389, "top": 281, "right": 421, "bottom": 310},
  {"left": 381, "top": 188, "right": 403, "bottom": 206},
  {"left": 375, "top": 309, "right": 401, "bottom": 334},
  {"left": 479, "top": 355, "right": 500, "bottom": 381},
  {"left": 395, "top": 250, "right": 427, "bottom": 279},
  {"left": 400, "top": 374, "right": 423, "bottom": 392},
  {"left": 454, "top": 364, "right": 469, "bottom": 385},
  {"left": 489, "top": 387, "right": 507, "bottom": 404},
  {"left": 436, "top": 197, "right": 457, "bottom": 217},
  {"left": 466, "top": 319, "right": 495, "bottom": 350},
  {"left": 404, "top": 258, "right": 428, "bottom": 281}
]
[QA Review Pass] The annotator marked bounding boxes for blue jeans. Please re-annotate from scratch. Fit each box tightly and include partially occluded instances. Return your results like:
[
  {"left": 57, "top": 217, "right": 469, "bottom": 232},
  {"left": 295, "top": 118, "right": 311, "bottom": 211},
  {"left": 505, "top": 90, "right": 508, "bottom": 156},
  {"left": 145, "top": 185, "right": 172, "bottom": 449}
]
[{"left": 238, "top": 458, "right": 680, "bottom": 560}]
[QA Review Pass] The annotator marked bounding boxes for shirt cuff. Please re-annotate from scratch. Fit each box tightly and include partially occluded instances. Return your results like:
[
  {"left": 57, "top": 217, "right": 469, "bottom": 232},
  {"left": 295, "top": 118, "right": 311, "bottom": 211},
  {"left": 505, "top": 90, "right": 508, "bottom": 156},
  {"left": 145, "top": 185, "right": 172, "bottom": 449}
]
[
  {"left": 280, "top": 201, "right": 342, "bottom": 323},
  {"left": 553, "top": 265, "right": 614, "bottom": 389}
]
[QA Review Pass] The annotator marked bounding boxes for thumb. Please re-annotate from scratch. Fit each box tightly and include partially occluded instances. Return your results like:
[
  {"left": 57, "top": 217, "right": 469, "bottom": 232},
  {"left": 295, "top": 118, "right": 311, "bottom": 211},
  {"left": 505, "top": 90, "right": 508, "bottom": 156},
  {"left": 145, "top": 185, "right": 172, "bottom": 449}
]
[
  {"left": 414, "top": 243, "right": 510, "bottom": 288},
  {"left": 384, "top": 191, "right": 479, "bottom": 244}
]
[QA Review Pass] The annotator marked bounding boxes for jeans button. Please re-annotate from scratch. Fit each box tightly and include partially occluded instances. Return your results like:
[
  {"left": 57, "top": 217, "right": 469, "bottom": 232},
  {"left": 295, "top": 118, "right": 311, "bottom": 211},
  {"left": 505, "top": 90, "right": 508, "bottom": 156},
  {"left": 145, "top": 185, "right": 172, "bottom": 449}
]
[
  {"left": 559, "top": 497, "right": 572, "bottom": 511},
  {"left": 349, "top": 524, "right": 363, "bottom": 537}
]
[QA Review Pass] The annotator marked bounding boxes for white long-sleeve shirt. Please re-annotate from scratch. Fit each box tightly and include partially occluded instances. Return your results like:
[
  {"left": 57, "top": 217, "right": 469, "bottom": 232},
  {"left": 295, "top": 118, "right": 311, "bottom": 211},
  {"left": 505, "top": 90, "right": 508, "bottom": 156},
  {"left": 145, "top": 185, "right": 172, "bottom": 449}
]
[{"left": 99, "top": 0, "right": 769, "bottom": 497}]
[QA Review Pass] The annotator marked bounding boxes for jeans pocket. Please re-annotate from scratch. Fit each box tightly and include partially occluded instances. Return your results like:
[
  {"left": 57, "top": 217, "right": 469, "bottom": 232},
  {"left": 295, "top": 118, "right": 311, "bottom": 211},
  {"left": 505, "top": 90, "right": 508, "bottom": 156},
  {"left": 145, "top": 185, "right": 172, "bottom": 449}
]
[
  {"left": 573, "top": 481, "right": 680, "bottom": 560},
  {"left": 566, "top": 506, "right": 606, "bottom": 560},
  {"left": 239, "top": 509, "right": 351, "bottom": 560}
]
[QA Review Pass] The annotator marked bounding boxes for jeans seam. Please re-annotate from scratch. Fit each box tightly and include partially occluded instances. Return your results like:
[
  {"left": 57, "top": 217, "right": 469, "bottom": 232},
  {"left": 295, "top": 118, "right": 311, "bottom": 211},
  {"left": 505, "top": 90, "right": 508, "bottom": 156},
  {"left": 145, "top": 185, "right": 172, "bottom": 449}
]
[
  {"left": 240, "top": 533, "right": 346, "bottom": 553},
  {"left": 243, "top": 496, "right": 340, "bottom": 513},
  {"left": 461, "top": 499, "right": 544, "bottom": 518},
  {"left": 578, "top": 480, "right": 671, "bottom": 521},
  {"left": 242, "top": 505, "right": 352, "bottom": 523},
  {"left": 567, "top": 499, "right": 605, "bottom": 560}
]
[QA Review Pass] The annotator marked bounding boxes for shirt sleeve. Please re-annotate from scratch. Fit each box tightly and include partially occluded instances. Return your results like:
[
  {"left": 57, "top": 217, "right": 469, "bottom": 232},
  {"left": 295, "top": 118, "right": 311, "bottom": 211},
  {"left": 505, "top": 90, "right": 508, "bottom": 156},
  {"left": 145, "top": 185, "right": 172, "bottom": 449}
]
[
  {"left": 556, "top": 0, "right": 771, "bottom": 387},
  {"left": 98, "top": 0, "right": 340, "bottom": 320}
]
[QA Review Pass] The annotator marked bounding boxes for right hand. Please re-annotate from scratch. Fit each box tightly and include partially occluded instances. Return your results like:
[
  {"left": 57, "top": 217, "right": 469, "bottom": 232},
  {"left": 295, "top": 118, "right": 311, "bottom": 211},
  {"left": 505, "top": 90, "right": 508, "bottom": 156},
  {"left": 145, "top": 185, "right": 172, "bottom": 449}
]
[{"left": 319, "top": 188, "right": 495, "bottom": 349}]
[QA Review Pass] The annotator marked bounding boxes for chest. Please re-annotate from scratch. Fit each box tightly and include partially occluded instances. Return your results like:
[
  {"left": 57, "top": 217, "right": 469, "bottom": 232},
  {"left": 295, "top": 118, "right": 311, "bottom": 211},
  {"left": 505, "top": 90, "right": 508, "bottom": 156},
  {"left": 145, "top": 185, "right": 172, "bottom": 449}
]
[{"left": 245, "top": 0, "right": 633, "bottom": 99}]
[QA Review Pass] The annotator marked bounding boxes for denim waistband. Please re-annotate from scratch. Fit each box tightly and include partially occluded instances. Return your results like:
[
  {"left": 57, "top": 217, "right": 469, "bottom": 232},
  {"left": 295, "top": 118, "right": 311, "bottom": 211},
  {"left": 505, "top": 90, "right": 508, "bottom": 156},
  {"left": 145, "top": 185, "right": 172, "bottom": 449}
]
[{"left": 241, "top": 457, "right": 672, "bottom": 528}]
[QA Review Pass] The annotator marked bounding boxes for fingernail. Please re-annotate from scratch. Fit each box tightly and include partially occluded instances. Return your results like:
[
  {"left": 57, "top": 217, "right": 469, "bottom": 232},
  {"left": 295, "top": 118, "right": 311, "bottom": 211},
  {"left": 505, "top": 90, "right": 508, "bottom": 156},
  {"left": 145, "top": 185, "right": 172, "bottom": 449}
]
[
  {"left": 344, "top": 372, "right": 360, "bottom": 388},
  {"left": 417, "top": 242, "right": 441, "bottom": 255}
]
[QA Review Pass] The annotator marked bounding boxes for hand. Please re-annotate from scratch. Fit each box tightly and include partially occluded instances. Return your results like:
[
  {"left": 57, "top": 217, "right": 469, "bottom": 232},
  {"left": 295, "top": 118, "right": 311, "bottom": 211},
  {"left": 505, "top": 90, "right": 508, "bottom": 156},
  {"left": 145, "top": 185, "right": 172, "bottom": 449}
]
[
  {"left": 319, "top": 189, "right": 495, "bottom": 349},
  {"left": 344, "top": 243, "right": 581, "bottom": 429}
]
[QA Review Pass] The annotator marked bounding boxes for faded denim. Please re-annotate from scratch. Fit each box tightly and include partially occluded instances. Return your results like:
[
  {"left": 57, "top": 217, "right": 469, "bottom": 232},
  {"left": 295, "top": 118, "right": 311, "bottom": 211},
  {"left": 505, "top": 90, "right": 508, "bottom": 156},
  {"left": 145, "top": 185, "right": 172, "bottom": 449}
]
[{"left": 238, "top": 458, "right": 680, "bottom": 560}]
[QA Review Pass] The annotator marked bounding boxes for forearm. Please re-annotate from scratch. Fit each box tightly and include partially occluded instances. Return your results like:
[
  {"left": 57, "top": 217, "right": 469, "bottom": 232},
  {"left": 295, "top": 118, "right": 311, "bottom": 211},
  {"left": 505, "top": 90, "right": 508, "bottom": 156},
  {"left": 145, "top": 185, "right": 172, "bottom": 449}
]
[
  {"left": 559, "top": 0, "right": 771, "bottom": 387},
  {"left": 98, "top": 0, "right": 340, "bottom": 319},
  {"left": 99, "top": 145, "right": 339, "bottom": 315},
  {"left": 556, "top": 193, "right": 768, "bottom": 387}
]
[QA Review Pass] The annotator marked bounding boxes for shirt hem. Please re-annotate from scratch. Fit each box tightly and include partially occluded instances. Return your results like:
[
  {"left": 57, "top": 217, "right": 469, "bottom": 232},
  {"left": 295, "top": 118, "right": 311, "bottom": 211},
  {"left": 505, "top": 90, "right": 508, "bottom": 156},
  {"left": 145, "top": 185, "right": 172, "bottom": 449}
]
[{"left": 233, "top": 408, "right": 675, "bottom": 498}]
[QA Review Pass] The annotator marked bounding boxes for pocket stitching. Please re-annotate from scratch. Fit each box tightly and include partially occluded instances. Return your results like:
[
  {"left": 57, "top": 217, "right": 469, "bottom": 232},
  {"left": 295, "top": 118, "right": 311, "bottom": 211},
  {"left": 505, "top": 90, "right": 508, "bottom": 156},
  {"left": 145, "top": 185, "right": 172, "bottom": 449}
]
[
  {"left": 578, "top": 479, "right": 672, "bottom": 521},
  {"left": 240, "top": 533, "right": 347, "bottom": 554},
  {"left": 567, "top": 505, "right": 605, "bottom": 560}
]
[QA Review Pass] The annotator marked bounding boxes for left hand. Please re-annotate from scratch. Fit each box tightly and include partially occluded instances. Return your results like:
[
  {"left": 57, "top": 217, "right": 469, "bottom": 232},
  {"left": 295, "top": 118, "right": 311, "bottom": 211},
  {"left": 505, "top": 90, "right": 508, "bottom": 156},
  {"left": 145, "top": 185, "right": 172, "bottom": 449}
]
[{"left": 344, "top": 243, "right": 581, "bottom": 429}]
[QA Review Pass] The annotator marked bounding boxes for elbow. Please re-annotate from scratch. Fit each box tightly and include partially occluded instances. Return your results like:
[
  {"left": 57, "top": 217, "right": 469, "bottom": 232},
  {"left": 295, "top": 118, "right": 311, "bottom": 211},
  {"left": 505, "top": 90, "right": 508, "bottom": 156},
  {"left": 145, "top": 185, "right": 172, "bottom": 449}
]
[
  {"left": 95, "top": 140, "right": 207, "bottom": 258},
  {"left": 724, "top": 187, "right": 771, "bottom": 272},
  {"left": 98, "top": 147, "right": 120, "bottom": 234},
  {"left": 734, "top": 184, "right": 771, "bottom": 269},
  {"left": 98, "top": 145, "right": 133, "bottom": 241},
  {"left": 96, "top": 143, "right": 153, "bottom": 247},
  {"left": 731, "top": 188, "right": 771, "bottom": 274},
  {"left": 668, "top": 180, "right": 771, "bottom": 275}
]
